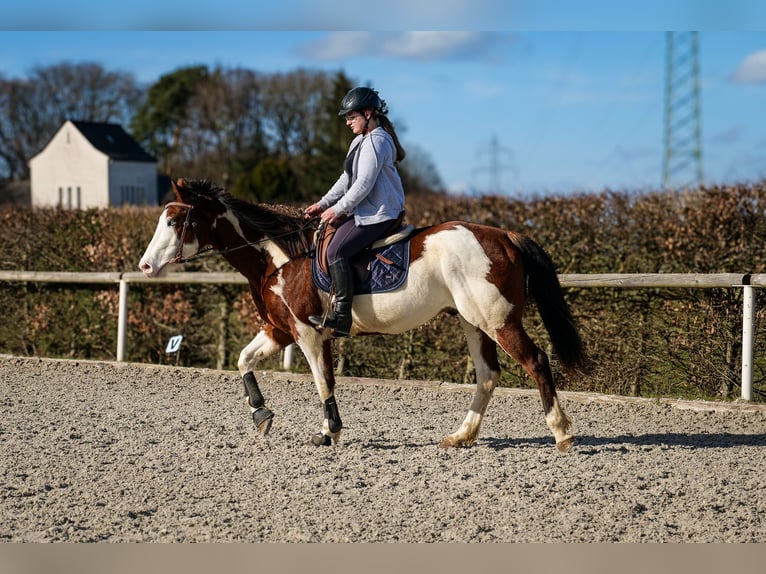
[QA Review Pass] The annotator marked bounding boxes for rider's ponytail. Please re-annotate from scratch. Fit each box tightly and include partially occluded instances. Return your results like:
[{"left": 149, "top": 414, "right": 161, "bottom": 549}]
[{"left": 376, "top": 114, "right": 406, "bottom": 163}]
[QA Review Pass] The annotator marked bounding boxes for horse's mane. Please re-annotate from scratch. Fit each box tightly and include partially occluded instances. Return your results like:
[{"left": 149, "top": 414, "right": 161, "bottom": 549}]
[{"left": 182, "top": 179, "right": 314, "bottom": 258}]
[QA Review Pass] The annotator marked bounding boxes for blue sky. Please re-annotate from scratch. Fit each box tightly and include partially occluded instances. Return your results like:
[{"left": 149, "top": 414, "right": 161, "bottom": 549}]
[{"left": 2, "top": 2, "right": 766, "bottom": 197}]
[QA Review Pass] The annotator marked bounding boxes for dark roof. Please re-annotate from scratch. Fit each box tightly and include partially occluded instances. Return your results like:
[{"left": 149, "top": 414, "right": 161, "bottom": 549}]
[{"left": 71, "top": 120, "right": 156, "bottom": 163}]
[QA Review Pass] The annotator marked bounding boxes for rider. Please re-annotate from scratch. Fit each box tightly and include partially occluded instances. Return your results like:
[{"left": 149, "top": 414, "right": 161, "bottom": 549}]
[{"left": 304, "top": 86, "right": 406, "bottom": 337}]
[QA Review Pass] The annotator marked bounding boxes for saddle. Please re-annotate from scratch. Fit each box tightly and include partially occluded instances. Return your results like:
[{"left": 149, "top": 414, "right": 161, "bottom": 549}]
[{"left": 311, "top": 215, "right": 414, "bottom": 295}]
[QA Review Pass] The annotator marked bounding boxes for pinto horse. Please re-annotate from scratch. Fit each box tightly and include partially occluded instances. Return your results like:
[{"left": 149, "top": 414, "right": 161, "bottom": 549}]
[{"left": 139, "top": 179, "right": 584, "bottom": 451}]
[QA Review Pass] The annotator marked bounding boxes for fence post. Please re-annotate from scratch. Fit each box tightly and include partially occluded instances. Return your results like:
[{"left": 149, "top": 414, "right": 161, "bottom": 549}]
[
  {"left": 741, "top": 285, "right": 755, "bottom": 401},
  {"left": 117, "top": 279, "right": 129, "bottom": 362},
  {"left": 283, "top": 343, "right": 295, "bottom": 370}
]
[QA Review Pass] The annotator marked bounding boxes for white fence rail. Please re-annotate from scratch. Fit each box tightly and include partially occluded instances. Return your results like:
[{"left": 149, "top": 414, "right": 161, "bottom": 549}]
[{"left": 1, "top": 271, "right": 764, "bottom": 401}]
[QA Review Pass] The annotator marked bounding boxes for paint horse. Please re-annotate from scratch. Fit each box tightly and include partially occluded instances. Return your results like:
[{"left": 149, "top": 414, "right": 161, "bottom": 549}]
[{"left": 139, "top": 179, "right": 585, "bottom": 451}]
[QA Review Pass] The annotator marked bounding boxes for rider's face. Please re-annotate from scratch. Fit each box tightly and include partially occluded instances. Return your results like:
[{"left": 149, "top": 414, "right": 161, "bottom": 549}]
[{"left": 344, "top": 111, "right": 366, "bottom": 135}]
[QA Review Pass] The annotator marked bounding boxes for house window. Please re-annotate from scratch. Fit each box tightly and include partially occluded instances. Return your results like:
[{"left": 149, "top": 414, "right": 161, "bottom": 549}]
[
  {"left": 120, "top": 185, "right": 146, "bottom": 205},
  {"left": 56, "top": 186, "right": 82, "bottom": 209}
]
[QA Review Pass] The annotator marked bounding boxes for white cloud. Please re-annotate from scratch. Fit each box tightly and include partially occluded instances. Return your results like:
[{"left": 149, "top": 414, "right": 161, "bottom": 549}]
[
  {"left": 299, "top": 31, "right": 513, "bottom": 63},
  {"left": 381, "top": 32, "right": 486, "bottom": 60},
  {"left": 731, "top": 50, "right": 766, "bottom": 84},
  {"left": 299, "top": 32, "right": 375, "bottom": 60}
]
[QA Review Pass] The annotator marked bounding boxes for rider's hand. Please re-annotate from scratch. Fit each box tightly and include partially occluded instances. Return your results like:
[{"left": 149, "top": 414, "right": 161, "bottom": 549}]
[
  {"left": 320, "top": 207, "right": 341, "bottom": 224},
  {"left": 304, "top": 203, "right": 322, "bottom": 219}
]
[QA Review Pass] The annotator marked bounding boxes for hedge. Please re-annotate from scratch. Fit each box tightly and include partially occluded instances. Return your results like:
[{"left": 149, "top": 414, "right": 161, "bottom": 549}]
[{"left": 1, "top": 184, "right": 765, "bottom": 401}]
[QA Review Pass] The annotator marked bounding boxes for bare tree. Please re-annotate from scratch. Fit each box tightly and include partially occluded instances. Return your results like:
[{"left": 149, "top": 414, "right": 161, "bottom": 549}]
[
  {"left": 172, "top": 67, "right": 267, "bottom": 186},
  {"left": 32, "top": 62, "right": 141, "bottom": 125},
  {"left": 399, "top": 143, "right": 445, "bottom": 193},
  {"left": 261, "top": 69, "right": 338, "bottom": 157},
  {"left": 0, "top": 77, "right": 43, "bottom": 179},
  {"left": 0, "top": 63, "right": 142, "bottom": 180}
]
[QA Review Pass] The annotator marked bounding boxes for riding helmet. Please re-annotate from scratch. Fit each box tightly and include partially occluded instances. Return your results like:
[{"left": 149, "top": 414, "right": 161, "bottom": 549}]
[{"left": 338, "top": 87, "right": 388, "bottom": 116}]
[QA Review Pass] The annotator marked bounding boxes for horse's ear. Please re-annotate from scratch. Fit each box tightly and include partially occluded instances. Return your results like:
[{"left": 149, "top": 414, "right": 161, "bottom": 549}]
[{"left": 171, "top": 178, "right": 187, "bottom": 202}]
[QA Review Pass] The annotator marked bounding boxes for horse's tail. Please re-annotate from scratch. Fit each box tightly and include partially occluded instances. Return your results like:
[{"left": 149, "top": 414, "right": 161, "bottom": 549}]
[{"left": 509, "top": 233, "right": 585, "bottom": 370}]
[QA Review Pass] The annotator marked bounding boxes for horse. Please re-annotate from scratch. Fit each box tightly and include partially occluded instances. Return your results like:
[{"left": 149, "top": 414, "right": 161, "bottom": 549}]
[{"left": 138, "top": 178, "right": 585, "bottom": 451}]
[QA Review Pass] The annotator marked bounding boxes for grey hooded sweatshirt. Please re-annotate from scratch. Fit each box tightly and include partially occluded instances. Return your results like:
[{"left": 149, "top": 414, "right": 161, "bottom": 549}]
[{"left": 318, "top": 127, "right": 405, "bottom": 226}]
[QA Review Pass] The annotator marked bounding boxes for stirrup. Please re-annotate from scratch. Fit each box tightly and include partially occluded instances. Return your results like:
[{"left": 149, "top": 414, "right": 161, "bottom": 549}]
[
  {"left": 309, "top": 312, "right": 351, "bottom": 336},
  {"left": 308, "top": 313, "right": 327, "bottom": 328}
]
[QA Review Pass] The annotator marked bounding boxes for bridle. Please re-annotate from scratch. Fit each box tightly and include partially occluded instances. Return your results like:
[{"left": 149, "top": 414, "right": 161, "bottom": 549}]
[
  {"left": 165, "top": 202, "right": 199, "bottom": 264},
  {"left": 164, "top": 201, "right": 318, "bottom": 265}
]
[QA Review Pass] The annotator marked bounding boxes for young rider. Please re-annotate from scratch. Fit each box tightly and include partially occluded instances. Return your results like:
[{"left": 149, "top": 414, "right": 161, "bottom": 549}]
[{"left": 304, "top": 87, "right": 406, "bottom": 337}]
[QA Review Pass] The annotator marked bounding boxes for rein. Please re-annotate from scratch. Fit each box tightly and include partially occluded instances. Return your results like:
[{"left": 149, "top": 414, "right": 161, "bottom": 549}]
[{"left": 166, "top": 201, "right": 318, "bottom": 265}]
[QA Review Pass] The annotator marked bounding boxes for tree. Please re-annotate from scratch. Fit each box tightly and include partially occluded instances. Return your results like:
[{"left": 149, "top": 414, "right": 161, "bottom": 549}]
[
  {"left": 0, "top": 62, "right": 142, "bottom": 180},
  {"left": 173, "top": 67, "right": 268, "bottom": 187},
  {"left": 129, "top": 65, "right": 209, "bottom": 175},
  {"left": 231, "top": 155, "right": 298, "bottom": 203},
  {"left": 398, "top": 143, "right": 445, "bottom": 194},
  {"left": 285, "top": 70, "right": 355, "bottom": 202},
  {"left": 32, "top": 62, "right": 141, "bottom": 125},
  {"left": 0, "top": 76, "right": 41, "bottom": 180},
  {"left": 261, "top": 68, "right": 336, "bottom": 157}
]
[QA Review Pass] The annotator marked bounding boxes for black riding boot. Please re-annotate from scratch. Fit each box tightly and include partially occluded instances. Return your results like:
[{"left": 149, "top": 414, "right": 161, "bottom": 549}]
[{"left": 309, "top": 258, "right": 354, "bottom": 337}]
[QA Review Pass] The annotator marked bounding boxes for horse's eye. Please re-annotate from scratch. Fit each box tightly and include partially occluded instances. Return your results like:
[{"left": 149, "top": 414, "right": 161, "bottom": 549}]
[{"left": 167, "top": 219, "right": 178, "bottom": 227}]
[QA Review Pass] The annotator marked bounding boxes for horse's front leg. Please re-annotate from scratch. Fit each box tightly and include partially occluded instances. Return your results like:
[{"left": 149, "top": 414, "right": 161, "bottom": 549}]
[
  {"left": 238, "top": 325, "right": 292, "bottom": 435},
  {"left": 296, "top": 327, "right": 343, "bottom": 446}
]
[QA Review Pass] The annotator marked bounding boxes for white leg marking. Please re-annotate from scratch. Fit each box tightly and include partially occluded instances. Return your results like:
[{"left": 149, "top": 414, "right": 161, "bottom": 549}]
[
  {"left": 440, "top": 316, "right": 500, "bottom": 447},
  {"left": 237, "top": 330, "right": 282, "bottom": 375},
  {"left": 545, "top": 396, "right": 573, "bottom": 446},
  {"left": 458, "top": 410, "right": 483, "bottom": 437}
]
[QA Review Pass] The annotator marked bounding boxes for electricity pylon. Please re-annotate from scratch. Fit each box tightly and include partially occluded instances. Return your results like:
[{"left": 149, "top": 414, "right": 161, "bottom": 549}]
[
  {"left": 662, "top": 31, "right": 704, "bottom": 191},
  {"left": 474, "top": 135, "right": 516, "bottom": 195}
]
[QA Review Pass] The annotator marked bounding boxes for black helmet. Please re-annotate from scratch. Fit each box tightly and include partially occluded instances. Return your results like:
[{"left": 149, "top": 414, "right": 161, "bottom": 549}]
[{"left": 338, "top": 87, "right": 388, "bottom": 116}]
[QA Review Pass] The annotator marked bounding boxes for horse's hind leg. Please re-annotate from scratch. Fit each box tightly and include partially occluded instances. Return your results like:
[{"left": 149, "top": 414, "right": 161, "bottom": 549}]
[
  {"left": 440, "top": 317, "right": 501, "bottom": 448},
  {"left": 496, "top": 321, "right": 574, "bottom": 452},
  {"left": 238, "top": 326, "right": 292, "bottom": 435}
]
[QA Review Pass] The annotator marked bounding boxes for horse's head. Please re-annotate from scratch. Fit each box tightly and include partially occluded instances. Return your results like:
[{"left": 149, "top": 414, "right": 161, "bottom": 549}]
[{"left": 139, "top": 178, "right": 225, "bottom": 277}]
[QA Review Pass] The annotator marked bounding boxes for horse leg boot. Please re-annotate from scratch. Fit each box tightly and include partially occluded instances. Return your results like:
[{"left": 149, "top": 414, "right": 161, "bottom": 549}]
[
  {"left": 242, "top": 371, "right": 274, "bottom": 435},
  {"left": 310, "top": 396, "right": 343, "bottom": 446},
  {"left": 309, "top": 258, "right": 354, "bottom": 337}
]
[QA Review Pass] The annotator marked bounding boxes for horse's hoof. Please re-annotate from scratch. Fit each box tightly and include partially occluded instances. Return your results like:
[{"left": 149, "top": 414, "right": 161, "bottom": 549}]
[
  {"left": 311, "top": 433, "right": 333, "bottom": 446},
  {"left": 252, "top": 407, "right": 274, "bottom": 435},
  {"left": 439, "top": 434, "right": 476, "bottom": 448},
  {"left": 439, "top": 436, "right": 465, "bottom": 448},
  {"left": 556, "top": 435, "right": 575, "bottom": 453}
]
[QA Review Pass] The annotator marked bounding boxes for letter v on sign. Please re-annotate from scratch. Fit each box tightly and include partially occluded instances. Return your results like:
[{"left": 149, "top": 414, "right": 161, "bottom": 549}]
[{"left": 165, "top": 335, "right": 183, "bottom": 353}]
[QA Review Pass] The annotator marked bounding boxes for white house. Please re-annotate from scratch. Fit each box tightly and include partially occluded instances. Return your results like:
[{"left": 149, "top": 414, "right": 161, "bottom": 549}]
[{"left": 29, "top": 120, "right": 158, "bottom": 209}]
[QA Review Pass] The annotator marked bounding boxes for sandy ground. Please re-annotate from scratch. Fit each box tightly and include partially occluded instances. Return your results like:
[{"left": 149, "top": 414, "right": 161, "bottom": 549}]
[{"left": 1, "top": 354, "right": 765, "bottom": 542}]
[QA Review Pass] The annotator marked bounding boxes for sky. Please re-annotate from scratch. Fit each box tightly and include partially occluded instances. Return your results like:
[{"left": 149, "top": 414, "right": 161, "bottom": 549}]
[{"left": 2, "top": 1, "right": 766, "bottom": 197}]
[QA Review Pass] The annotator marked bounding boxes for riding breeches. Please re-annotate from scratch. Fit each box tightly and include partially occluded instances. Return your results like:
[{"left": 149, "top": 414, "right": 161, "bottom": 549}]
[{"left": 326, "top": 215, "right": 396, "bottom": 264}]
